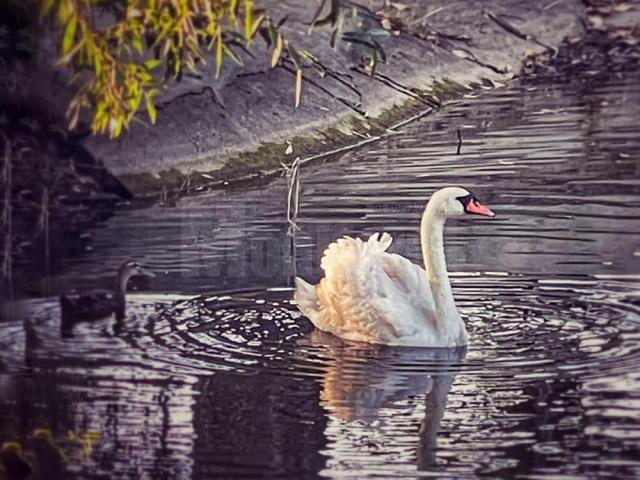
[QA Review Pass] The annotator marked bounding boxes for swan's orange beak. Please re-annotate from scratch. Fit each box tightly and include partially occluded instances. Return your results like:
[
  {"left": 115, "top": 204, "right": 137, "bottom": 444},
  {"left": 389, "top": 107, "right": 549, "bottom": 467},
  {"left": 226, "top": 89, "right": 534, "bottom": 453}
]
[{"left": 466, "top": 199, "right": 495, "bottom": 217}]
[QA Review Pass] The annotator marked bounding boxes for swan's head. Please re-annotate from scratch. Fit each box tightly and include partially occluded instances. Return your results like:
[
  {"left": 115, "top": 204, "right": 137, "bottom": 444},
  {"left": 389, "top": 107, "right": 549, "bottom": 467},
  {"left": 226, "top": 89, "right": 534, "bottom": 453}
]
[{"left": 428, "top": 187, "right": 495, "bottom": 218}]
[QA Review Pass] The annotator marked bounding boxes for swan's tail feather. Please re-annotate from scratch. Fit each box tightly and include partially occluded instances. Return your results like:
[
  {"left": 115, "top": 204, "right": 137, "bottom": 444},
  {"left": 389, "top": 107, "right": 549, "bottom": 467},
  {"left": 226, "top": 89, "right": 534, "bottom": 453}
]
[
  {"left": 320, "top": 232, "right": 393, "bottom": 276},
  {"left": 294, "top": 277, "right": 318, "bottom": 317},
  {"left": 367, "top": 232, "right": 393, "bottom": 253}
]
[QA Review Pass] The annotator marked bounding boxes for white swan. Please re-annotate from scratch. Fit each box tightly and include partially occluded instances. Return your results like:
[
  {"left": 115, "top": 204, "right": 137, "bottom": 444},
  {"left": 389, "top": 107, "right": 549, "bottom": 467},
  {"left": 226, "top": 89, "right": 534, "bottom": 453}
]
[{"left": 294, "top": 186, "right": 495, "bottom": 347}]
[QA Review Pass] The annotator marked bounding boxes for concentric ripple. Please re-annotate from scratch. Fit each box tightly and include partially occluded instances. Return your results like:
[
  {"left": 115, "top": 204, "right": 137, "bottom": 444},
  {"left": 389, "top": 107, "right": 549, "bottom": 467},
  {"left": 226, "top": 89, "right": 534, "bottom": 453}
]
[
  {"left": 119, "top": 274, "right": 640, "bottom": 385},
  {"left": 4, "top": 274, "right": 639, "bottom": 478},
  {"left": 120, "top": 274, "right": 640, "bottom": 478}
]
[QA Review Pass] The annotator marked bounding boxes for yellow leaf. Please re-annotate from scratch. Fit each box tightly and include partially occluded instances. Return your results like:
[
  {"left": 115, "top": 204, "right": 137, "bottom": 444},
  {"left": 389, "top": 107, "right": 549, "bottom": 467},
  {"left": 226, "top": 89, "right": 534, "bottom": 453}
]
[
  {"left": 83, "top": 432, "right": 102, "bottom": 441},
  {"left": 131, "top": 37, "right": 144, "bottom": 55},
  {"left": 39, "top": 0, "right": 55, "bottom": 18},
  {"left": 127, "top": 7, "right": 142, "bottom": 19},
  {"left": 111, "top": 117, "right": 123, "bottom": 138},
  {"left": 58, "top": 0, "right": 69, "bottom": 23},
  {"left": 67, "top": 105, "right": 80, "bottom": 130},
  {"left": 271, "top": 33, "right": 283, "bottom": 68},
  {"left": 390, "top": 2, "right": 408, "bottom": 11},
  {"left": 145, "top": 59, "right": 161, "bottom": 70},
  {"left": 55, "top": 38, "right": 84, "bottom": 66},
  {"left": 145, "top": 94, "right": 157, "bottom": 124},
  {"left": 244, "top": 0, "right": 254, "bottom": 41},
  {"left": 250, "top": 13, "right": 265, "bottom": 39},
  {"left": 451, "top": 49, "right": 470, "bottom": 60},
  {"left": 294, "top": 68, "right": 302, "bottom": 109},
  {"left": 215, "top": 29, "right": 223, "bottom": 77}
]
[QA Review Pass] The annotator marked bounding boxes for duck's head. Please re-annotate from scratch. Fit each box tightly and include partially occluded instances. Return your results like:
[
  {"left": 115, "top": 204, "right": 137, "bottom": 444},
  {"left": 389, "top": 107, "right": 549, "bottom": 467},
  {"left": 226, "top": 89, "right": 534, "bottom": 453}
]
[
  {"left": 118, "top": 260, "right": 156, "bottom": 280},
  {"left": 428, "top": 187, "right": 495, "bottom": 218}
]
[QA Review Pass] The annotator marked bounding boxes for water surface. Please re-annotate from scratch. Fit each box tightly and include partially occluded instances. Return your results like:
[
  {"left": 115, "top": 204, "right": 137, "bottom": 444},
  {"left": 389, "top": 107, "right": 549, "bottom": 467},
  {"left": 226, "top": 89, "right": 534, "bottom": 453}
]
[{"left": 1, "top": 72, "right": 640, "bottom": 479}]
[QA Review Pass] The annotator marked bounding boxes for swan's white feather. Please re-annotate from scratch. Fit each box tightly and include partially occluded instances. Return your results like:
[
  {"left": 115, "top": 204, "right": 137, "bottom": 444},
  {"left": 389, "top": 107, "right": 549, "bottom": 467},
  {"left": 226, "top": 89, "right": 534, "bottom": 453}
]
[{"left": 294, "top": 232, "right": 454, "bottom": 346}]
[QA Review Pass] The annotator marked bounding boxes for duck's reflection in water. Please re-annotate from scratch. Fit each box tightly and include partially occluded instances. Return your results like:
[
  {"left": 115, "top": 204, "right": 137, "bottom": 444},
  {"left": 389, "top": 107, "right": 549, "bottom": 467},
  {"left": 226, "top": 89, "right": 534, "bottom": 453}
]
[{"left": 305, "top": 331, "right": 466, "bottom": 473}]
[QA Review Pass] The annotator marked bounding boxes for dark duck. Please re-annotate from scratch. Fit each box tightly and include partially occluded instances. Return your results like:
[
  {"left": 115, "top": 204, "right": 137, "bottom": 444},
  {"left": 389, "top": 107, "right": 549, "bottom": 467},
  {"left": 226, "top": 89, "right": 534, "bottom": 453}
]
[{"left": 59, "top": 260, "right": 155, "bottom": 336}]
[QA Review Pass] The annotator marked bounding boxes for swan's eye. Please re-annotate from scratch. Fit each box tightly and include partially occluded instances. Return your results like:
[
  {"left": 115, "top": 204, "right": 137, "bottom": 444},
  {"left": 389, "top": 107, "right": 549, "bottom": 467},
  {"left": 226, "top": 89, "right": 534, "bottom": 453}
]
[{"left": 456, "top": 194, "right": 472, "bottom": 207}]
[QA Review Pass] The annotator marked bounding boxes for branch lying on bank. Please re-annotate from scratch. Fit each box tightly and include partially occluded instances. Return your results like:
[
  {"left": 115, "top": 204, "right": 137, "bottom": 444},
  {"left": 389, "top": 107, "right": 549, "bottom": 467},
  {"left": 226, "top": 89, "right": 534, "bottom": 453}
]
[
  {"left": 280, "top": 62, "right": 366, "bottom": 116},
  {"left": 351, "top": 67, "right": 441, "bottom": 109},
  {"left": 155, "top": 84, "right": 228, "bottom": 111},
  {"left": 450, "top": 47, "right": 509, "bottom": 75},
  {"left": 486, "top": 11, "right": 556, "bottom": 53}
]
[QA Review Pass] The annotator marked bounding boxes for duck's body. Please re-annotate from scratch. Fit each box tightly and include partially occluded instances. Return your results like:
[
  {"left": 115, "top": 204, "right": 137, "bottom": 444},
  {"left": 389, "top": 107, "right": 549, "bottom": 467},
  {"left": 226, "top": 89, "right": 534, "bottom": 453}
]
[
  {"left": 60, "top": 290, "right": 125, "bottom": 321},
  {"left": 59, "top": 261, "right": 154, "bottom": 336},
  {"left": 294, "top": 187, "right": 495, "bottom": 347}
]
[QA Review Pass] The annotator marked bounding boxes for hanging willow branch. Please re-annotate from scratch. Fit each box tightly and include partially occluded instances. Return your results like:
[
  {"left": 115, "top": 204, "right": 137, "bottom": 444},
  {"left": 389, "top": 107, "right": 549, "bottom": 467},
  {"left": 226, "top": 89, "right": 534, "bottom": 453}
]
[{"left": 40, "top": 0, "right": 341, "bottom": 139}]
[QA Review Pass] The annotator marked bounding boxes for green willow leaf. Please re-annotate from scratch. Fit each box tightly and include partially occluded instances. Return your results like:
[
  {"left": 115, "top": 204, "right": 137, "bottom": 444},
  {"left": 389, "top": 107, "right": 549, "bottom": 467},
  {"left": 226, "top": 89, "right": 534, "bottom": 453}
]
[
  {"left": 132, "top": 37, "right": 144, "bottom": 55},
  {"left": 145, "top": 93, "right": 157, "bottom": 124},
  {"left": 244, "top": 0, "right": 253, "bottom": 41},
  {"left": 216, "top": 30, "right": 223, "bottom": 77},
  {"left": 62, "top": 14, "right": 77, "bottom": 55},
  {"left": 223, "top": 43, "right": 242, "bottom": 65},
  {"left": 39, "top": 0, "right": 56, "bottom": 18},
  {"left": 144, "top": 59, "right": 161, "bottom": 70}
]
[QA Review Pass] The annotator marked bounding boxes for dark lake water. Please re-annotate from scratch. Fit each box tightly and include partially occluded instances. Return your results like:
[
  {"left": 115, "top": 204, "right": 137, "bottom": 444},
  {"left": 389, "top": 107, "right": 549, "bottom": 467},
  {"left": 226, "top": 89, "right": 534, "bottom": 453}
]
[{"left": 1, "top": 71, "right": 640, "bottom": 479}]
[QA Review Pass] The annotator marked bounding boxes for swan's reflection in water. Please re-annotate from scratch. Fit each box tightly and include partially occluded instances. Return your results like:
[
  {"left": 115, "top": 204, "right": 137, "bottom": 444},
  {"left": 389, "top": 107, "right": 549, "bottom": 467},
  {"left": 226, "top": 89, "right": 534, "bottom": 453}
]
[{"left": 306, "top": 331, "right": 466, "bottom": 474}]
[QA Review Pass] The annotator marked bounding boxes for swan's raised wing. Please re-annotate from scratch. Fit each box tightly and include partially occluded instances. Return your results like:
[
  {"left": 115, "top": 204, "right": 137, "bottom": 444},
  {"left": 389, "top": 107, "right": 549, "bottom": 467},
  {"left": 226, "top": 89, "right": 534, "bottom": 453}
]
[{"left": 296, "top": 233, "right": 436, "bottom": 344}]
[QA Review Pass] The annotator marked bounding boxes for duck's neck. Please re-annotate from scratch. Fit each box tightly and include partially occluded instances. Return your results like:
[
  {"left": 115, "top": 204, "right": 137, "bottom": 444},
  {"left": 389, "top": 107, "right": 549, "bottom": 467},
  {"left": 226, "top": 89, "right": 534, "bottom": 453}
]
[
  {"left": 114, "top": 271, "right": 131, "bottom": 298},
  {"left": 420, "top": 207, "right": 458, "bottom": 318}
]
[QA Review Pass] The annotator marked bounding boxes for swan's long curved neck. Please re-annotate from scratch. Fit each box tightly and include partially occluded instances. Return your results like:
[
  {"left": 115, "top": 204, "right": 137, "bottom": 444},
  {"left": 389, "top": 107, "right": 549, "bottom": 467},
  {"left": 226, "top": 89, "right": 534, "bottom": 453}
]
[{"left": 421, "top": 207, "right": 457, "bottom": 318}]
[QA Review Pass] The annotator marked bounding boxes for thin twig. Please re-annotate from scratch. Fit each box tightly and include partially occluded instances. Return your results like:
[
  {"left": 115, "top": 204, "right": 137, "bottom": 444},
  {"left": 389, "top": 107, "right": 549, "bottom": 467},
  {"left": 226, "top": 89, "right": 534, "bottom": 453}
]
[
  {"left": 351, "top": 67, "right": 441, "bottom": 108},
  {"left": 288, "top": 234, "right": 297, "bottom": 284},
  {"left": 456, "top": 129, "right": 462, "bottom": 155},
  {"left": 423, "top": 6, "right": 449, "bottom": 20},
  {"left": 283, "top": 156, "right": 301, "bottom": 235},
  {"left": 450, "top": 46, "right": 509, "bottom": 74},
  {"left": 543, "top": 0, "right": 566, "bottom": 11}
]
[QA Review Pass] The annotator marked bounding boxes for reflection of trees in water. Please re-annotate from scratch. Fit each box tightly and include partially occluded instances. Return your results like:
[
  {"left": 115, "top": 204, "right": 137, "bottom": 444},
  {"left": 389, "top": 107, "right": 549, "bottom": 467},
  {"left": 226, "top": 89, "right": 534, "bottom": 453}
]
[
  {"left": 480, "top": 371, "right": 640, "bottom": 478},
  {"left": 478, "top": 376, "right": 585, "bottom": 477},
  {"left": 190, "top": 371, "right": 327, "bottom": 478},
  {"left": 1, "top": 368, "right": 197, "bottom": 479},
  {"left": 0, "top": 314, "right": 197, "bottom": 479}
]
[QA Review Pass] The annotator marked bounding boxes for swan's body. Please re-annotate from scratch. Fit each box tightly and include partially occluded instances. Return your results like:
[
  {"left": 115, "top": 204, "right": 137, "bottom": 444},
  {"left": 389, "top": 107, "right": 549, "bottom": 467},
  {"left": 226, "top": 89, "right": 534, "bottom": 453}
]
[{"left": 294, "top": 187, "right": 494, "bottom": 347}]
